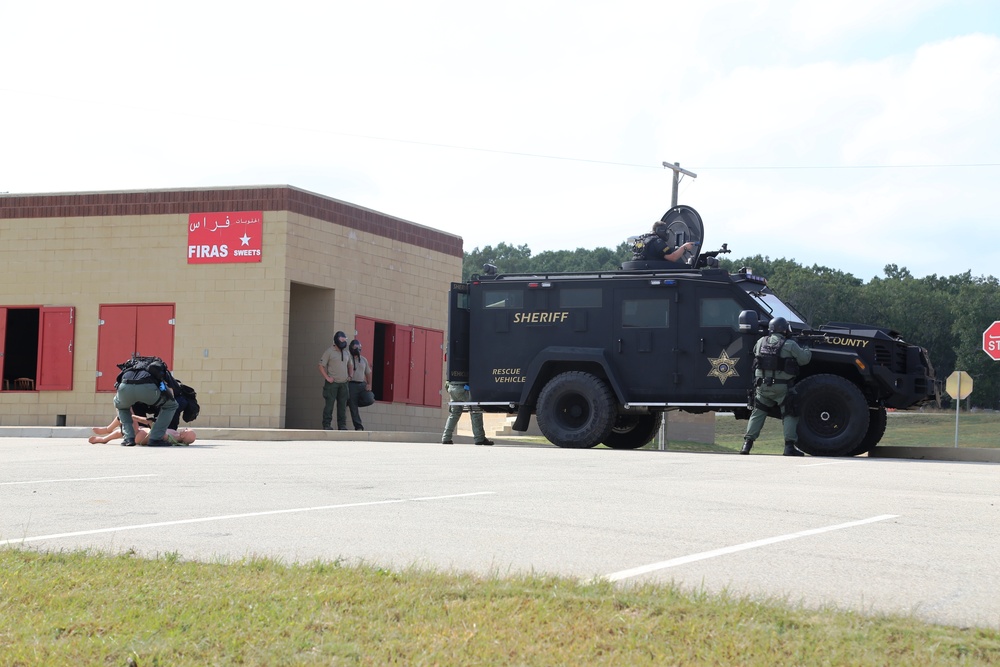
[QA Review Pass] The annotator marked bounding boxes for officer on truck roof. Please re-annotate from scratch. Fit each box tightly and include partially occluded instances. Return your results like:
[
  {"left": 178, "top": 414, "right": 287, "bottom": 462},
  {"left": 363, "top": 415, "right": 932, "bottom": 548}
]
[{"left": 641, "top": 220, "right": 699, "bottom": 262}]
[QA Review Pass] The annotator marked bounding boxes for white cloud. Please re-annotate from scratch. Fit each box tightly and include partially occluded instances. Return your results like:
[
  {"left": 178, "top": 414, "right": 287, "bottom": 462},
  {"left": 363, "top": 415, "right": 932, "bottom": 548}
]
[
  {"left": 847, "top": 34, "right": 1000, "bottom": 164},
  {"left": 1, "top": 0, "right": 997, "bottom": 280}
]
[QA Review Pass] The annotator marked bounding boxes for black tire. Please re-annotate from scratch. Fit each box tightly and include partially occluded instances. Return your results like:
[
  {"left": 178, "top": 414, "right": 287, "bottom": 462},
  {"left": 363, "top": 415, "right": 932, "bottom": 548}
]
[
  {"left": 604, "top": 412, "right": 663, "bottom": 450},
  {"left": 846, "top": 406, "right": 887, "bottom": 457},
  {"left": 536, "top": 371, "right": 616, "bottom": 449},
  {"left": 794, "top": 374, "right": 870, "bottom": 457}
]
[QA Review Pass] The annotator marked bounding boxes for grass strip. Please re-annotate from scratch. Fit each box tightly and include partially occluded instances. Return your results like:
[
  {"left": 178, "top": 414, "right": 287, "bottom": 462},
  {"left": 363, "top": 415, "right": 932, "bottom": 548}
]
[
  {"left": 669, "top": 410, "right": 1000, "bottom": 454},
  {"left": 2, "top": 548, "right": 999, "bottom": 666}
]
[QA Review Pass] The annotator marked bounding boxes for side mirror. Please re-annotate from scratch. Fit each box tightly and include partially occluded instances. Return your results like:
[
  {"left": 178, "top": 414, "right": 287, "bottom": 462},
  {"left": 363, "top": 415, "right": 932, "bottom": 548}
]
[{"left": 738, "top": 310, "right": 759, "bottom": 333}]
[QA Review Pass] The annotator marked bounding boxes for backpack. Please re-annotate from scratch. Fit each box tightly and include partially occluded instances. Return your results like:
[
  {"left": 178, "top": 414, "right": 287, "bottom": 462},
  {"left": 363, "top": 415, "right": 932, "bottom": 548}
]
[
  {"left": 178, "top": 383, "right": 201, "bottom": 422},
  {"left": 115, "top": 355, "right": 168, "bottom": 387}
]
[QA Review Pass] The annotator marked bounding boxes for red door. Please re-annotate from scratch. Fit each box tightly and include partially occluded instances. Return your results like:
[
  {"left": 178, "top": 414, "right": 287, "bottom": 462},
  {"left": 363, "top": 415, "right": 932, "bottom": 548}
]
[
  {"left": 355, "top": 316, "right": 375, "bottom": 357},
  {"left": 37, "top": 307, "right": 75, "bottom": 391},
  {"left": 136, "top": 304, "right": 175, "bottom": 368},
  {"left": 423, "top": 328, "right": 444, "bottom": 408},
  {"left": 408, "top": 327, "right": 427, "bottom": 404},
  {"left": 97, "top": 306, "right": 138, "bottom": 392},
  {"left": 96, "top": 304, "right": 175, "bottom": 391},
  {"left": 0, "top": 308, "right": 6, "bottom": 386},
  {"left": 391, "top": 325, "right": 413, "bottom": 404}
]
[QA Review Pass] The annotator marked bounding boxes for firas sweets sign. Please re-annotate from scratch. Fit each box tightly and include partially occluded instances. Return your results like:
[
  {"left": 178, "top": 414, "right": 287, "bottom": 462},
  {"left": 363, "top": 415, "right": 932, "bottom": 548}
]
[{"left": 187, "top": 211, "right": 263, "bottom": 264}]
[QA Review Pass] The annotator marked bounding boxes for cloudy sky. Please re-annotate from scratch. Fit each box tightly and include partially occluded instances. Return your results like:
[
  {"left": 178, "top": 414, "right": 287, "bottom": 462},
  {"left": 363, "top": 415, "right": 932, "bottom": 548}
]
[{"left": 2, "top": 0, "right": 997, "bottom": 280}]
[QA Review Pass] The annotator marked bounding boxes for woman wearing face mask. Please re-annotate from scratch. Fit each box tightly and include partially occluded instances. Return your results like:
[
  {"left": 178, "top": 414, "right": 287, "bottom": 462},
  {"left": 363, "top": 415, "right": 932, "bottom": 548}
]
[
  {"left": 318, "top": 331, "right": 351, "bottom": 430},
  {"left": 347, "top": 339, "right": 373, "bottom": 431}
]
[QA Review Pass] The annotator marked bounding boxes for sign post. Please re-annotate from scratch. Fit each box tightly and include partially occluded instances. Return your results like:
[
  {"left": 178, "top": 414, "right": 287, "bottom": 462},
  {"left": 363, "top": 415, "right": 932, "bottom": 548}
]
[{"left": 945, "top": 370, "right": 974, "bottom": 448}]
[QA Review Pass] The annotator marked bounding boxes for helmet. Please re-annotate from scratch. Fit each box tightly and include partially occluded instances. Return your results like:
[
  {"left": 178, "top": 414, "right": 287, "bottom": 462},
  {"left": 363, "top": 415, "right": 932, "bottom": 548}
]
[
  {"left": 768, "top": 317, "right": 789, "bottom": 334},
  {"left": 348, "top": 340, "right": 362, "bottom": 354},
  {"left": 652, "top": 221, "right": 669, "bottom": 241},
  {"left": 334, "top": 331, "right": 348, "bottom": 349}
]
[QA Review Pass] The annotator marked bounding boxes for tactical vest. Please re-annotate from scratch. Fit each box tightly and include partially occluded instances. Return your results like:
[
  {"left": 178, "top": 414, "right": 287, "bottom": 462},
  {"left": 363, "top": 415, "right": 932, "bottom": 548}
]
[
  {"left": 633, "top": 234, "right": 663, "bottom": 261},
  {"left": 755, "top": 335, "right": 799, "bottom": 376}
]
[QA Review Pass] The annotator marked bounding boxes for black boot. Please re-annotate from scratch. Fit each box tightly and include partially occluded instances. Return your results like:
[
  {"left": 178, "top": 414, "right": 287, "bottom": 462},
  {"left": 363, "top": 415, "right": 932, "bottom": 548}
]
[
  {"left": 740, "top": 438, "right": 753, "bottom": 455},
  {"left": 783, "top": 440, "right": 805, "bottom": 456}
]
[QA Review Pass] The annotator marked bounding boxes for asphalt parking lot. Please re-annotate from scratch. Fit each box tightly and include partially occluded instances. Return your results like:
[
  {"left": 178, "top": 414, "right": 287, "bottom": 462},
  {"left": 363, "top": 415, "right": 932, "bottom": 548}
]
[{"left": 2, "top": 436, "right": 998, "bottom": 629}]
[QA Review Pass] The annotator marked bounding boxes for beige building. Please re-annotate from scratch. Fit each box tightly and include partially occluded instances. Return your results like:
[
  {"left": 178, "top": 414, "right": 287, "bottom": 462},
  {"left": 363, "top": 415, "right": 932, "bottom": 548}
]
[{"left": 0, "top": 185, "right": 463, "bottom": 431}]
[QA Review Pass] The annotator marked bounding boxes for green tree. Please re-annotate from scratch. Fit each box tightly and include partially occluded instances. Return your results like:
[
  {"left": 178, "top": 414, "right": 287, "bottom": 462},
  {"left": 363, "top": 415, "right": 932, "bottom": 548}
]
[
  {"left": 462, "top": 242, "right": 533, "bottom": 280},
  {"left": 462, "top": 242, "right": 631, "bottom": 280},
  {"left": 858, "top": 268, "right": 958, "bottom": 404},
  {"left": 952, "top": 275, "right": 1000, "bottom": 410}
]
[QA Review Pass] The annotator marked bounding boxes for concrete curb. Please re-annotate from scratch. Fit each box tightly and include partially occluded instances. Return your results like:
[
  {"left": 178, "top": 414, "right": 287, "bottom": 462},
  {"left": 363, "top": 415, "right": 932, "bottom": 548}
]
[
  {"left": 2, "top": 428, "right": 997, "bottom": 461},
  {"left": 869, "top": 446, "right": 1000, "bottom": 463},
  {"left": 0, "top": 427, "right": 445, "bottom": 444}
]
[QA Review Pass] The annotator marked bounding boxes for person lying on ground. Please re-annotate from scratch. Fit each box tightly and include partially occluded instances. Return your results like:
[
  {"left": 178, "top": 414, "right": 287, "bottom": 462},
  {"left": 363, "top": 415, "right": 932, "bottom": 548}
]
[
  {"left": 89, "top": 415, "right": 196, "bottom": 446},
  {"left": 91, "top": 413, "right": 145, "bottom": 442}
]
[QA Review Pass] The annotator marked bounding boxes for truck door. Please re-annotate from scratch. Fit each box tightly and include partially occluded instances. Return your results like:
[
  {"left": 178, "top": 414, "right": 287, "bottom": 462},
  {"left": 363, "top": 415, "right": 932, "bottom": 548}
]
[
  {"left": 446, "top": 283, "right": 470, "bottom": 384},
  {"left": 675, "top": 287, "right": 756, "bottom": 403},
  {"left": 613, "top": 284, "right": 679, "bottom": 402}
]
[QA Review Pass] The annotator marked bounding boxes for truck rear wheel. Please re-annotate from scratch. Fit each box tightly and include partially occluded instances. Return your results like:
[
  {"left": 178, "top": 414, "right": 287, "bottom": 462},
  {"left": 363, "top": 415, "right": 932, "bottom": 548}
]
[
  {"left": 536, "top": 371, "right": 616, "bottom": 449},
  {"left": 795, "top": 374, "right": 869, "bottom": 457},
  {"left": 604, "top": 412, "right": 663, "bottom": 450},
  {"left": 846, "top": 406, "right": 887, "bottom": 457}
]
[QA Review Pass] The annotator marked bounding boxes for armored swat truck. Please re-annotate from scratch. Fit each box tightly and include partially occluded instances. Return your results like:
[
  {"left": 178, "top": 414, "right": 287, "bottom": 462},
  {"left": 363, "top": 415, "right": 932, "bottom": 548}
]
[{"left": 447, "top": 205, "right": 938, "bottom": 457}]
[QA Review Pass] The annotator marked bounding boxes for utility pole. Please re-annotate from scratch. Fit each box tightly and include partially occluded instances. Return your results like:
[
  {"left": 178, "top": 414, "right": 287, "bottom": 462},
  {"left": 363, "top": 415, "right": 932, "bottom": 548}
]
[
  {"left": 658, "top": 160, "right": 698, "bottom": 452},
  {"left": 662, "top": 161, "right": 697, "bottom": 207}
]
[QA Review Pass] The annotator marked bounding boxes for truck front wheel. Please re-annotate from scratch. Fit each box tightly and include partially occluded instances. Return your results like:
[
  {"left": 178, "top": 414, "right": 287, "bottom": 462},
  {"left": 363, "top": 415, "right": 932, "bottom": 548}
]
[
  {"left": 846, "top": 406, "right": 887, "bottom": 457},
  {"left": 795, "top": 374, "right": 869, "bottom": 457},
  {"left": 536, "top": 371, "right": 616, "bottom": 449},
  {"left": 604, "top": 412, "right": 663, "bottom": 450}
]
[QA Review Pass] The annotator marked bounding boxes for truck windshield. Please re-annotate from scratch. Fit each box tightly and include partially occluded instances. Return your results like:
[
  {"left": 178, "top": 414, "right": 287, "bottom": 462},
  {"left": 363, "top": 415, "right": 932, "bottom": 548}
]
[{"left": 746, "top": 290, "right": 809, "bottom": 327}]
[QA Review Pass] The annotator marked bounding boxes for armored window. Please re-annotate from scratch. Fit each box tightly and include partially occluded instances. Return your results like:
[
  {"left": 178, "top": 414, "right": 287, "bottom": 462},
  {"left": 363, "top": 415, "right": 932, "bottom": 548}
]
[
  {"left": 559, "top": 288, "right": 602, "bottom": 308},
  {"left": 700, "top": 298, "right": 743, "bottom": 330},
  {"left": 483, "top": 290, "right": 524, "bottom": 309},
  {"left": 622, "top": 299, "right": 670, "bottom": 328}
]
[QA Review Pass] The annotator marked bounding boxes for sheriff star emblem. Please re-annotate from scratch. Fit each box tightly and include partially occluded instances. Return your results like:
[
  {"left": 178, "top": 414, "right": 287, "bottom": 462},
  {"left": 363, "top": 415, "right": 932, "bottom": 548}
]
[{"left": 707, "top": 350, "right": 740, "bottom": 385}]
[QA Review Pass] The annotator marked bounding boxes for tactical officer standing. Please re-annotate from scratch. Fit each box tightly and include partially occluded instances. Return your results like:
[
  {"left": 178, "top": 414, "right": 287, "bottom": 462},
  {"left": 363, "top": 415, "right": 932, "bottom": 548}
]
[
  {"left": 319, "top": 331, "right": 351, "bottom": 430},
  {"left": 440, "top": 381, "right": 493, "bottom": 446},
  {"left": 346, "top": 339, "right": 372, "bottom": 431},
  {"left": 741, "top": 317, "right": 812, "bottom": 456}
]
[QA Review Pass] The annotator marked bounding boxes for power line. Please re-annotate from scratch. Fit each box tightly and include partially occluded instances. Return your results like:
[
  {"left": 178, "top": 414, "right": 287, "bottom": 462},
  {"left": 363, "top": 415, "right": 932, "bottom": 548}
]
[
  {"left": 281, "top": 126, "right": 1000, "bottom": 172},
  {"left": 275, "top": 125, "right": 1000, "bottom": 172},
  {"left": 697, "top": 163, "right": 1000, "bottom": 170},
  {"left": 3, "top": 88, "right": 998, "bottom": 172}
]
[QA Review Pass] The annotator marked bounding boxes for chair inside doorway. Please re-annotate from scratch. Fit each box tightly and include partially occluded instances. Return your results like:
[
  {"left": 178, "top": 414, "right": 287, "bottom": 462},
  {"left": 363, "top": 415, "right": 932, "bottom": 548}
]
[{"left": 11, "top": 378, "right": 35, "bottom": 390}]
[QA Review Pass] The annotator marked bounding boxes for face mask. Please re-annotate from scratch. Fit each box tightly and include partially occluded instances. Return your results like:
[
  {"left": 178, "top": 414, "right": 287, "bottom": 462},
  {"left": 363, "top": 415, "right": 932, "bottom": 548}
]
[
  {"left": 335, "top": 337, "right": 347, "bottom": 350},
  {"left": 349, "top": 344, "right": 361, "bottom": 355}
]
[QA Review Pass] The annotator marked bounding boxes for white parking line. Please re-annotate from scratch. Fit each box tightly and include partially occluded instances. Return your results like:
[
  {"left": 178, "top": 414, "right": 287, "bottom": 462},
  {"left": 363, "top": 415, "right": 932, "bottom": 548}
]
[
  {"left": 0, "top": 474, "right": 159, "bottom": 486},
  {"left": 0, "top": 491, "right": 496, "bottom": 547},
  {"left": 603, "top": 514, "right": 899, "bottom": 582}
]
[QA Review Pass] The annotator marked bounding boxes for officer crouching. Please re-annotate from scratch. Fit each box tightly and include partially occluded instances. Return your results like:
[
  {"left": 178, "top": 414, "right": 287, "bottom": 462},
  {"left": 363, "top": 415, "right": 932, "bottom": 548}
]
[
  {"left": 741, "top": 317, "right": 812, "bottom": 456},
  {"left": 114, "top": 356, "right": 178, "bottom": 447}
]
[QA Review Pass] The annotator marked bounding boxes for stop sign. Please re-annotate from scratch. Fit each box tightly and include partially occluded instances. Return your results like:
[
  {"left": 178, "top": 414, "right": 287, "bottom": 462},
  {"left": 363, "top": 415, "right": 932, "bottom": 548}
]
[{"left": 984, "top": 321, "right": 1000, "bottom": 361}]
